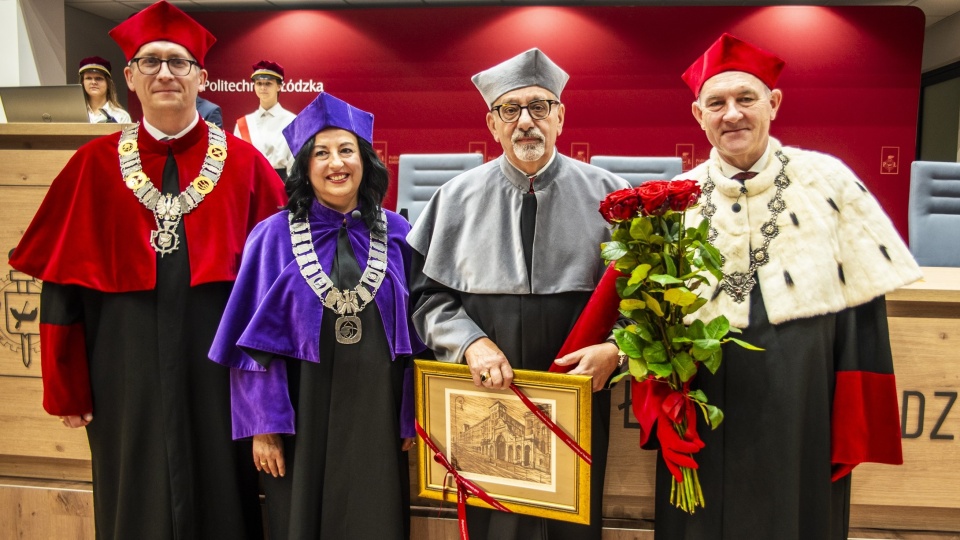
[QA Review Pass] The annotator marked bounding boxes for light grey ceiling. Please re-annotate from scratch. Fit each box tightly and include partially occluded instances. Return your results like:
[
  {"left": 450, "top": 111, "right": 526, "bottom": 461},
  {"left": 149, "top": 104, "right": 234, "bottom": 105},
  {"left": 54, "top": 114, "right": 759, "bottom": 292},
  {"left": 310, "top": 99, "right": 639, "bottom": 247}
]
[{"left": 65, "top": 0, "right": 960, "bottom": 26}]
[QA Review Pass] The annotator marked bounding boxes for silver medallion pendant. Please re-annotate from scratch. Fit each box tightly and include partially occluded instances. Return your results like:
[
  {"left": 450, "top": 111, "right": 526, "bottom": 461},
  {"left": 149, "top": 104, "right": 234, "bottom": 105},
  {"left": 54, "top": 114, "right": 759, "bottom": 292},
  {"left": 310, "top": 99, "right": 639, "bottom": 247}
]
[
  {"left": 720, "top": 271, "right": 756, "bottom": 304},
  {"left": 150, "top": 220, "right": 181, "bottom": 256},
  {"left": 335, "top": 315, "right": 362, "bottom": 344}
]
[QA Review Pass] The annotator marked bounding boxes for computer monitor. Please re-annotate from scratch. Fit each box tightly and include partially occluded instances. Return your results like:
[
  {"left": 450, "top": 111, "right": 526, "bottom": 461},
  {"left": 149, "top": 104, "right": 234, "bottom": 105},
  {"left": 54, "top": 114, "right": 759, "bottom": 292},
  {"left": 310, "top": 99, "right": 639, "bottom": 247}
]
[{"left": 0, "top": 84, "right": 90, "bottom": 123}]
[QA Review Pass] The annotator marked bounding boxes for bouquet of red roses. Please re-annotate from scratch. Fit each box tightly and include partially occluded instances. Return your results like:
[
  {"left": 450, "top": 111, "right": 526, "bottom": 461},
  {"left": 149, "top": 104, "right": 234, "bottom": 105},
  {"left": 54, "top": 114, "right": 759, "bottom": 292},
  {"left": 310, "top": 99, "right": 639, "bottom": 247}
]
[{"left": 599, "top": 180, "right": 760, "bottom": 514}]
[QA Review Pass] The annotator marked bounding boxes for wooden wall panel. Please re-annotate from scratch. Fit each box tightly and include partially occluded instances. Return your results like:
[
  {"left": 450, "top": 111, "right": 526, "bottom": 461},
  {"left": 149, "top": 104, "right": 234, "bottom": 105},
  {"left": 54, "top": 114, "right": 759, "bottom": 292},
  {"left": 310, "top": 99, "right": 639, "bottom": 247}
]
[
  {"left": 0, "top": 187, "right": 46, "bottom": 378},
  {"left": 0, "top": 377, "right": 91, "bottom": 463},
  {"left": 0, "top": 479, "right": 94, "bottom": 540}
]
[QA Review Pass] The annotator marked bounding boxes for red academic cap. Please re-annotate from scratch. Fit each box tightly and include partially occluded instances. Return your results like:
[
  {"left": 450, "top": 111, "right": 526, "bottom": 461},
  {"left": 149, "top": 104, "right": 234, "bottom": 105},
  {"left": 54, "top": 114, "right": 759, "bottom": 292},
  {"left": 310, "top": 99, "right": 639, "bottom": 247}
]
[
  {"left": 108, "top": 0, "right": 216, "bottom": 67},
  {"left": 78, "top": 56, "right": 112, "bottom": 76},
  {"left": 251, "top": 60, "right": 284, "bottom": 81},
  {"left": 681, "top": 33, "right": 785, "bottom": 97}
]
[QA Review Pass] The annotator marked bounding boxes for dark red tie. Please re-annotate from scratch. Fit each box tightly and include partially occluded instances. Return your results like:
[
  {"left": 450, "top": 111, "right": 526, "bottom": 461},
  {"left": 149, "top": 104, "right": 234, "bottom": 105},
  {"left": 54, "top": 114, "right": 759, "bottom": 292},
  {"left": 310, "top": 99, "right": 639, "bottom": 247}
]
[{"left": 732, "top": 171, "right": 758, "bottom": 181}]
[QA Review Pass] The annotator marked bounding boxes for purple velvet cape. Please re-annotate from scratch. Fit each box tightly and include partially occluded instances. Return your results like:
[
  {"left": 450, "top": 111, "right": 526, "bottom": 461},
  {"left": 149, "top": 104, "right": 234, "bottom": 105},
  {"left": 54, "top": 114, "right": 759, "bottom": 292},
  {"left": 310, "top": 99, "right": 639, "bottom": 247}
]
[{"left": 209, "top": 200, "right": 422, "bottom": 439}]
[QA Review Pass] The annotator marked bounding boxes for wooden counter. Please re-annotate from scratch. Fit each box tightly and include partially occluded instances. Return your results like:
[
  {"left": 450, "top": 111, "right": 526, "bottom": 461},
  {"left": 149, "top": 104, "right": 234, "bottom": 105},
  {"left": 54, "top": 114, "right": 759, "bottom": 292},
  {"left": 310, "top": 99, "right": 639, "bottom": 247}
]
[{"left": 1, "top": 124, "right": 957, "bottom": 536}]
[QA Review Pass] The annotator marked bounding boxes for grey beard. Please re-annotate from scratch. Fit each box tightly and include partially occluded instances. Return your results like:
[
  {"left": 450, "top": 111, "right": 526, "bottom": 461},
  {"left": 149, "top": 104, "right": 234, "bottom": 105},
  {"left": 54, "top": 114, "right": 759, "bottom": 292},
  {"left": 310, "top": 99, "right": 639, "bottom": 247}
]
[{"left": 513, "top": 140, "right": 545, "bottom": 161}]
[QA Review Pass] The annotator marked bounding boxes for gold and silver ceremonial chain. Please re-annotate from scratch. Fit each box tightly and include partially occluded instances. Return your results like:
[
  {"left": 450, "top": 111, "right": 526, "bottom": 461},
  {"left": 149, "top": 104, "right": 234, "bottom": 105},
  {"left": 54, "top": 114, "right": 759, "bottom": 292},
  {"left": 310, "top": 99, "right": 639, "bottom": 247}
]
[{"left": 117, "top": 122, "right": 227, "bottom": 256}]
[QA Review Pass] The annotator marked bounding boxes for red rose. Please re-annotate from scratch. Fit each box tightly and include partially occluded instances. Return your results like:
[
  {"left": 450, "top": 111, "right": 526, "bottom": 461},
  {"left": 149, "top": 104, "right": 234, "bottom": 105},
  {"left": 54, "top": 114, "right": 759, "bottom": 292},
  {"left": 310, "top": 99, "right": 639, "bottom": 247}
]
[
  {"left": 599, "top": 188, "right": 642, "bottom": 222},
  {"left": 637, "top": 181, "right": 670, "bottom": 216},
  {"left": 667, "top": 180, "right": 702, "bottom": 211}
]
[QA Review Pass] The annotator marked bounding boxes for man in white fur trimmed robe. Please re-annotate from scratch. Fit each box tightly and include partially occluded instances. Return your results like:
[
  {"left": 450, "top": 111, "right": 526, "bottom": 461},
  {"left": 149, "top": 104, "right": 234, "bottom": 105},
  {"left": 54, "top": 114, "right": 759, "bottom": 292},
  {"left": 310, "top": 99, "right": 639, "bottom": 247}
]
[{"left": 657, "top": 33, "right": 922, "bottom": 540}]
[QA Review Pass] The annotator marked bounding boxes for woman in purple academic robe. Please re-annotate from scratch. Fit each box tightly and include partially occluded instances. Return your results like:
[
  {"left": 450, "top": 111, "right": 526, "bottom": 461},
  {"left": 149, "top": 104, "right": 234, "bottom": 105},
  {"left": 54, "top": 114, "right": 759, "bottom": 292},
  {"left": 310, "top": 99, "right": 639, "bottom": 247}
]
[{"left": 209, "top": 92, "right": 422, "bottom": 540}]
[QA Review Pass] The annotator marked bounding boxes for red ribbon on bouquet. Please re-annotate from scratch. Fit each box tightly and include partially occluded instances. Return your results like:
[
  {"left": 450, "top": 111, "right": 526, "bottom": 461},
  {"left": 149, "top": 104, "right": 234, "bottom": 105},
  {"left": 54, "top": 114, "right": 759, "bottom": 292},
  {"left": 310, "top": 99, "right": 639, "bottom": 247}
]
[
  {"left": 545, "top": 262, "right": 706, "bottom": 482},
  {"left": 631, "top": 377, "right": 705, "bottom": 482},
  {"left": 415, "top": 421, "right": 511, "bottom": 540}
]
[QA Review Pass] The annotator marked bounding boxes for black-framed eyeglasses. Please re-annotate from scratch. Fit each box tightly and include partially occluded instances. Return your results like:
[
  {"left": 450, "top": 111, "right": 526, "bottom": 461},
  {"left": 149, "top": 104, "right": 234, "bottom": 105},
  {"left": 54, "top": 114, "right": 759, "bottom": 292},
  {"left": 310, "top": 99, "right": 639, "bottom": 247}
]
[
  {"left": 130, "top": 57, "right": 198, "bottom": 76},
  {"left": 490, "top": 99, "right": 560, "bottom": 123}
]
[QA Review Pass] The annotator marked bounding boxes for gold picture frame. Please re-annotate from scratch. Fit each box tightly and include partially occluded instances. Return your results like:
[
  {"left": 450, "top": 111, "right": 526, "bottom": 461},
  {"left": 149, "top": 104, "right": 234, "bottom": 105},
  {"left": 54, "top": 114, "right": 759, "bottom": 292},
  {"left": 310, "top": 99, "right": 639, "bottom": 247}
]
[{"left": 414, "top": 359, "right": 593, "bottom": 525}]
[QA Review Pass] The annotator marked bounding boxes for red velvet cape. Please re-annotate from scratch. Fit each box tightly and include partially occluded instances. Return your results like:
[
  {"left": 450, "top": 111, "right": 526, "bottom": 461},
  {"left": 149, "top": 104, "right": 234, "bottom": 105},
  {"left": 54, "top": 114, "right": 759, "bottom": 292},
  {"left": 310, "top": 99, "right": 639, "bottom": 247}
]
[{"left": 10, "top": 120, "right": 286, "bottom": 292}]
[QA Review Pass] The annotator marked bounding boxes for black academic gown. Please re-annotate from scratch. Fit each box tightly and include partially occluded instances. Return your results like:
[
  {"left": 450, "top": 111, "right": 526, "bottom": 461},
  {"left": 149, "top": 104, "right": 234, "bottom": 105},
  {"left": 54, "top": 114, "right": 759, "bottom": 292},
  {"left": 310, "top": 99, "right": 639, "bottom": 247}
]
[
  {"left": 653, "top": 284, "right": 893, "bottom": 540},
  {"left": 259, "top": 227, "right": 411, "bottom": 540},
  {"left": 39, "top": 153, "right": 263, "bottom": 540}
]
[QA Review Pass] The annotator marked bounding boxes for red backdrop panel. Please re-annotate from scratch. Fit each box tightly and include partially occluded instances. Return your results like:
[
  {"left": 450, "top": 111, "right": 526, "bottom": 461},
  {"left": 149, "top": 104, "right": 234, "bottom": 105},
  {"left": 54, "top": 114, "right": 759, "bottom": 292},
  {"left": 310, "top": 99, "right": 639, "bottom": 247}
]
[{"left": 126, "top": 6, "right": 924, "bottom": 237}]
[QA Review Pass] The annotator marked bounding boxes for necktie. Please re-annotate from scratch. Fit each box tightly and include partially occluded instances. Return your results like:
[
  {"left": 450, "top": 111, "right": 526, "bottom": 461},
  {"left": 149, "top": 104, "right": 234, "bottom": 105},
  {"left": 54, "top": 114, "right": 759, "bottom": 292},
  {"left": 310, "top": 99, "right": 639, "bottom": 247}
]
[
  {"left": 520, "top": 175, "right": 537, "bottom": 288},
  {"left": 730, "top": 172, "right": 755, "bottom": 213}
]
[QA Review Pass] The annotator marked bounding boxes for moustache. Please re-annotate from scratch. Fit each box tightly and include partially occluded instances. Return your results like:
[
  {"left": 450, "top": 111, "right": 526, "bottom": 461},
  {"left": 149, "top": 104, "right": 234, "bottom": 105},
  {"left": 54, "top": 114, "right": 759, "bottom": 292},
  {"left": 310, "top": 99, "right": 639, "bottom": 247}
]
[{"left": 512, "top": 128, "right": 544, "bottom": 144}]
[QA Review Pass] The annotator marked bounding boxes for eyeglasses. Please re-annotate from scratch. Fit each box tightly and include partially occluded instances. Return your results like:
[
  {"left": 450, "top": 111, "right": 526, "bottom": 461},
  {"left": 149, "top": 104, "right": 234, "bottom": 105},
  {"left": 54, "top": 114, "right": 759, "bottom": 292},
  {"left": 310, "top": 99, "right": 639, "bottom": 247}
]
[
  {"left": 130, "top": 57, "right": 198, "bottom": 76},
  {"left": 490, "top": 99, "right": 560, "bottom": 123}
]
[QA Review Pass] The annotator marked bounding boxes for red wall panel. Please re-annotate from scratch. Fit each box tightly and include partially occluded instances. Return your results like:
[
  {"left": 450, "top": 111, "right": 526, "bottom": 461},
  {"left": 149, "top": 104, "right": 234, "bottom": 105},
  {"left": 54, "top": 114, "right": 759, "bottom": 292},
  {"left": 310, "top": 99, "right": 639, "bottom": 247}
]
[{"left": 129, "top": 6, "right": 923, "bottom": 237}]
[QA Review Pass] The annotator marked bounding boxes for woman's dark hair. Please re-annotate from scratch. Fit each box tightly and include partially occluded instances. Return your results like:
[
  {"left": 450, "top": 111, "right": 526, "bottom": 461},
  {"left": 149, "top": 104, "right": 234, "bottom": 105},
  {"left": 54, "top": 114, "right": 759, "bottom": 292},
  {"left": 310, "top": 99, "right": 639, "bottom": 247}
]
[{"left": 284, "top": 132, "right": 389, "bottom": 235}]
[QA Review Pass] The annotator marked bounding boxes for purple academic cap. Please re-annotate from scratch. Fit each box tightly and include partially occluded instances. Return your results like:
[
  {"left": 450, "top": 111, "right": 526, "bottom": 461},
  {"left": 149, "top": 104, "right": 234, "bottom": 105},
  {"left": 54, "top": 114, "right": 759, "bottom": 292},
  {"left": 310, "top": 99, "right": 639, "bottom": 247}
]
[{"left": 283, "top": 92, "right": 374, "bottom": 154}]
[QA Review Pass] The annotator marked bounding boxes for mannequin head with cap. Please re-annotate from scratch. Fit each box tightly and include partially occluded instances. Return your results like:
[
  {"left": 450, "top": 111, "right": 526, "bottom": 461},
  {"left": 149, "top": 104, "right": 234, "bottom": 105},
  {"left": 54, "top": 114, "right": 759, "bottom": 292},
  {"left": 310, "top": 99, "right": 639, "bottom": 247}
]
[
  {"left": 683, "top": 34, "right": 785, "bottom": 172},
  {"left": 283, "top": 92, "right": 388, "bottom": 233},
  {"left": 110, "top": 0, "right": 215, "bottom": 135},
  {"left": 472, "top": 48, "right": 568, "bottom": 175}
]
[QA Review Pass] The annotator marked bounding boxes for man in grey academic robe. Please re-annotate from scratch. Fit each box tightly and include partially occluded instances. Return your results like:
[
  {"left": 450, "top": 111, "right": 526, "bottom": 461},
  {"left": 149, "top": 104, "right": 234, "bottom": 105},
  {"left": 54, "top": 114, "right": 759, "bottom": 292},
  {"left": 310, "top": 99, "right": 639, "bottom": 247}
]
[{"left": 407, "top": 48, "right": 630, "bottom": 540}]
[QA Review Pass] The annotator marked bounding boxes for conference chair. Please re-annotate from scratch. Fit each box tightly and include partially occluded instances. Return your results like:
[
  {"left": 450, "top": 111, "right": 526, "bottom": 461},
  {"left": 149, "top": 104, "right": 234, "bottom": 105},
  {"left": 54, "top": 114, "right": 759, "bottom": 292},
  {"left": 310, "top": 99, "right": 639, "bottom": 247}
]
[
  {"left": 589, "top": 156, "right": 683, "bottom": 187},
  {"left": 397, "top": 153, "right": 483, "bottom": 225},
  {"left": 908, "top": 160, "right": 960, "bottom": 267}
]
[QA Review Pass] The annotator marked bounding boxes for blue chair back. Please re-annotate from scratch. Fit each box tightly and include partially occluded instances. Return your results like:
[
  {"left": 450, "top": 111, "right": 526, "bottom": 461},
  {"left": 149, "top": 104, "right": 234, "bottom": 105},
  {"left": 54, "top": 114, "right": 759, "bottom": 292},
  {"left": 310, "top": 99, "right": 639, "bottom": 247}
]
[
  {"left": 909, "top": 161, "right": 960, "bottom": 266},
  {"left": 589, "top": 156, "right": 683, "bottom": 187},
  {"left": 397, "top": 153, "right": 483, "bottom": 225}
]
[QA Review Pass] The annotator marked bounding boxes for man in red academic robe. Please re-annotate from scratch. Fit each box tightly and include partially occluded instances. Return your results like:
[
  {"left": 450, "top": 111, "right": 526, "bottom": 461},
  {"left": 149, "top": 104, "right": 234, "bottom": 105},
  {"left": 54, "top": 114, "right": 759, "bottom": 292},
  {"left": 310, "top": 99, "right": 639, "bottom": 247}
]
[{"left": 8, "top": 2, "right": 286, "bottom": 538}]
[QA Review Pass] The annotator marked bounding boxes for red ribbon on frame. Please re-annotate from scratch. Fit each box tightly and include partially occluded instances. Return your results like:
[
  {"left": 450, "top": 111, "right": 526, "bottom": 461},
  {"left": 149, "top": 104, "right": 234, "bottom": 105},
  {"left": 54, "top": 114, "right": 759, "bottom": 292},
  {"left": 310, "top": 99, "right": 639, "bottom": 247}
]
[
  {"left": 415, "top": 421, "right": 511, "bottom": 540},
  {"left": 508, "top": 383, "right": 592, "bottom": 466}
]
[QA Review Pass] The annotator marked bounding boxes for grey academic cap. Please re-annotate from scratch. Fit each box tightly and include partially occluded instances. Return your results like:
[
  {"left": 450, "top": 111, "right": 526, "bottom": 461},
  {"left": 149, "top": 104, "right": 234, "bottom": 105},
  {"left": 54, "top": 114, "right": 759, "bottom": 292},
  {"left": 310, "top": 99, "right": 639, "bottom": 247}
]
[{"left": 471, "top": 48, "right": 570, "bottom": 109}]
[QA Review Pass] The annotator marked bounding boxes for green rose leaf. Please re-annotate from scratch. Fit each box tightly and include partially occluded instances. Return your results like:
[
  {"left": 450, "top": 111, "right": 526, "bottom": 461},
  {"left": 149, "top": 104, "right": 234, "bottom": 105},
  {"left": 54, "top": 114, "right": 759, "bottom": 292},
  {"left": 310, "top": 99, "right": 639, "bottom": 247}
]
[
  {"left": 691, "top": 338, "right": 720, "bottom": 360},
  {"left": 726, "top": 337, "right": 766, "bottom": 351},
  {"left": 682, "top": 296, "right": 708, "bottom": 315},
  {"left": 705, "top": 316, "right": 730, "bottom": 339},
  {"left": 686, "top": 319, "right": 706, "bottom": 339},
  {"left": 631, "top": 322, "right": 655, "bottom": 343},
  {"left": 628, "top": 356, "right": 648, "bottom": 380},
  {"left": 643, "top": 341, "right": 668, "bottom": 364},
  {"left": 650, "top": 274, "right": 684, "bottom": 286},
  {"left": 647, "top": 361, "right": 674, "bottom": 378},
  {"left": 614, "top": 328, "right": 645, "bottom": 358},
  {"left": 627, "top": 263, "right": 652, "bottom": 286},
  {"left": 663, "top": 253, "right": 678, "bottom": 277},
  {"left": 601, "top": 241, "right": 629, "bottom": 261},
  {"left": 610, "top": 370, "right": 633, "bottom": 385},
  {"left": 702, "top": 403, "right": 725, "bottom": 429},
  {"left": 671, "top": 351, "right": 697, "bottom": 383},
  {"left": 702, "top": 349, "right": 722, "bottom": 374},
  {"left": 688, "top": 389, "right": 708, "bottom": 403},
  {"left": 664, "top": 287, "right": 699, "bottom": 307},
  {"left": 630, "top": 217, "right": 653, "bottom": 241},
  {"left": 641, "top": 291, "right": 664, "bottom": 317}
]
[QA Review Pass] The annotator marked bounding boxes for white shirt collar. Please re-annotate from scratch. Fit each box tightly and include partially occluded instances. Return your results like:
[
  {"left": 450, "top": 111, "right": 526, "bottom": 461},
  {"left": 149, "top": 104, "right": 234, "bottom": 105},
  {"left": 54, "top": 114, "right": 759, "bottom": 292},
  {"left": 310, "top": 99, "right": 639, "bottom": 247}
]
[
  {"left": 142, "top": 112, "right": 200, "bottom": 141},
  {"left": 258, "top": 103, "right": 284, "bottom": 117}
]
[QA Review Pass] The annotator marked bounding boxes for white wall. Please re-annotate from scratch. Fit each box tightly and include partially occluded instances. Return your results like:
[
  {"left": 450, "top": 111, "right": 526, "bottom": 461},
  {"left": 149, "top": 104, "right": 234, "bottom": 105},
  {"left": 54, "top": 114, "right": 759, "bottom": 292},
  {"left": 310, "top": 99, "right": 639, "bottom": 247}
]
[
  {"left": 65, "top": 6, "right": 128, "bottom": 107},
  {"left": 923, "top": 12, "right": 960, "bottom": 72}
]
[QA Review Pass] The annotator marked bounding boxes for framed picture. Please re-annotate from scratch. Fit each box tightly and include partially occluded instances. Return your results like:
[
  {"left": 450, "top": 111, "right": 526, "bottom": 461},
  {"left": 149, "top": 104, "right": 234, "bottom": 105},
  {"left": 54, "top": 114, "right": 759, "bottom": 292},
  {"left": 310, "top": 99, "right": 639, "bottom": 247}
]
[{"left": 414, "top": 359, "right": 593, "bottom": 525}]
